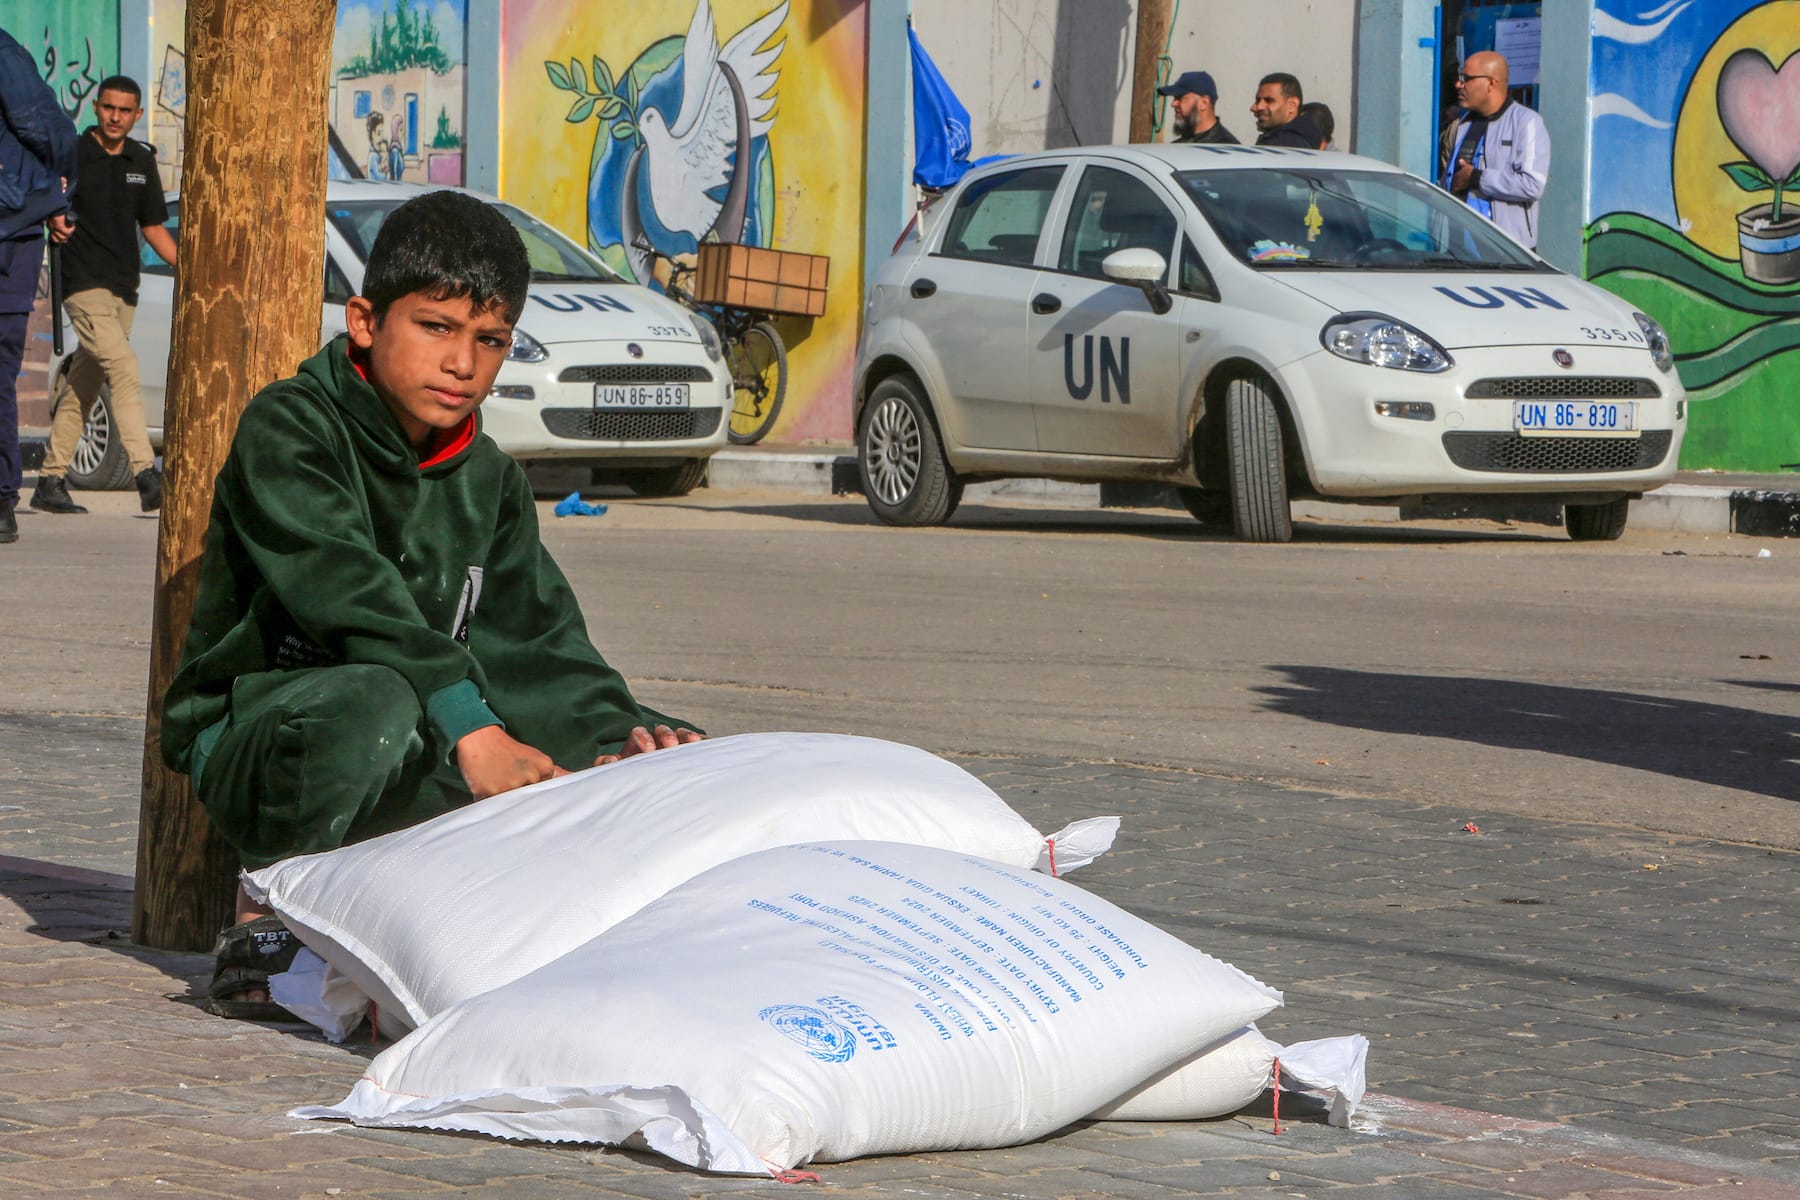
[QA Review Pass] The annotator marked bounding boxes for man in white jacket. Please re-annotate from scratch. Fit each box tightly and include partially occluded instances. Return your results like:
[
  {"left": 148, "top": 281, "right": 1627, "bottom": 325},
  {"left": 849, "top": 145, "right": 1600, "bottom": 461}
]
[{"left": 1440, "top": 51, "right": 1550, "bottom": 249}]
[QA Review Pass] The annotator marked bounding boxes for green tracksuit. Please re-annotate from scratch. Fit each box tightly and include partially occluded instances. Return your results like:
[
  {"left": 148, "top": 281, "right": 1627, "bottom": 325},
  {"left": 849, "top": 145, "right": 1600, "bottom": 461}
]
[{"left": 162, "top": 336, "right": 695, "bottom": 868}]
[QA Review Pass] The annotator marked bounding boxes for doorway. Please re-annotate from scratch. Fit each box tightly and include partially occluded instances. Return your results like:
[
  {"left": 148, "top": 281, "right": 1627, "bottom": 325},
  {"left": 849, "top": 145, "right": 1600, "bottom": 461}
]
[{"left": 1432, "top": 0, "right": 1542, "bottom": 177}]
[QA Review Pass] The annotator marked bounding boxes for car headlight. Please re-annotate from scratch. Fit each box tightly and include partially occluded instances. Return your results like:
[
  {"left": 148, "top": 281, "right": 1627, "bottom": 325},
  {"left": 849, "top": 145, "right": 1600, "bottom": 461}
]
[
  {"left": 1633, "top": 311, "right": 1674, "bottom": 373},
  {"left": 1320, "top": 314, "right": 1452, "bottom": 373},
  {"left": 508, "top": 327, "right": 549, "bottom": 363},
  {"left": 690, "top": 313, "right": 724, "bottom": 362}
]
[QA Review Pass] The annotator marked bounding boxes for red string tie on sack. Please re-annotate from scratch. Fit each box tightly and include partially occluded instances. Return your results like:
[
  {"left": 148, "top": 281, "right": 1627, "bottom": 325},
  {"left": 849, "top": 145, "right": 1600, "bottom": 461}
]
[
  {"left": 768, "top": 1167, "right": 821, "bottom": 1184},
  {"left": 1271, "top": 1057, "right": 1282, "bottom": 1135},
  {"left": 1047, "top": 837, "right": 1058, "bottom": 877}
]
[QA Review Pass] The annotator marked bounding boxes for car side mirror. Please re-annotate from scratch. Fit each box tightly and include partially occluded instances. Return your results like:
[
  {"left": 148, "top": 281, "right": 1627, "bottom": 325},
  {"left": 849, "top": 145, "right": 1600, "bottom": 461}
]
[{"left": 1101, "top": 248, "right": 1173, "bottom": 315}]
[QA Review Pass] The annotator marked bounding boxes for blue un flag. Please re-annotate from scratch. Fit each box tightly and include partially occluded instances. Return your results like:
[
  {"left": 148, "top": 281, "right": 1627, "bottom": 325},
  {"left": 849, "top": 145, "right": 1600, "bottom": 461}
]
[{"left": 909, "top": 25, "right": 975, "bottom": 190}]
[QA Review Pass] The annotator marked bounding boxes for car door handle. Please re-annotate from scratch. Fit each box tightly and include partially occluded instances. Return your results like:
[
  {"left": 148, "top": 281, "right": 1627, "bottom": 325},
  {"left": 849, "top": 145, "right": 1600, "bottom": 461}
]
[
  {"left": 910, "top": 279, "right": 937, "bottom": 298},
  {"left": 1031, "top": 293, "right": 1062, "bottom": 314}
]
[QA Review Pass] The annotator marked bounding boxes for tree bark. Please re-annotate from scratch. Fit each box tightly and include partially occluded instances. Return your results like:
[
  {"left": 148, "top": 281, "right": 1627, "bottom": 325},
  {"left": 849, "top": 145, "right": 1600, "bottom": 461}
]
[
  {"left": 135, "top": 0, "right": 337, "bottom": 951},
  {"left": 1129, "top": 0, "right": 1175, "bottom": 144}
]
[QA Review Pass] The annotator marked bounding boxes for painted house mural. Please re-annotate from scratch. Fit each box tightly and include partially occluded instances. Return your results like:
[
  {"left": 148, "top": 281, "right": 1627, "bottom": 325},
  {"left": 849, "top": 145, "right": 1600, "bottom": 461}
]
[
  {"left": 1586, "top": 0, "right": 1800, "bottom": 471},
  {"left": 331, "top": 0, "right": 467, "bottom": 185},
  {"left": 148, "top": 1, "right": 186, "bottom": 190},
  {"left": 502, "top": 0, "right": 867, "bottom": 441}
]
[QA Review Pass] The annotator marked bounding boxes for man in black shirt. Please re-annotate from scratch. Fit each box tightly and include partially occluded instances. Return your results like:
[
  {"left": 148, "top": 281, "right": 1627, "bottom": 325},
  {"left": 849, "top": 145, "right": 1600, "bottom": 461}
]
[
  {"left": 32, "top": 75, "right": 175, "bottom": 516},
  {"left": 1156, "top": 70, "right": 1238, "bottom": 145},
  {"left": 1250, "top": 73, "right": 1323, "bottom": 150}
]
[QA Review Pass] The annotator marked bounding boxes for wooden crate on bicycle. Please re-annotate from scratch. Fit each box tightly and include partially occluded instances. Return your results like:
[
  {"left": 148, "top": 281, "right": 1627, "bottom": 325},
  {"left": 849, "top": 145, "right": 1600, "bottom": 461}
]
[{"left": 694, "top": 242, "right": 828, "bottom": 317}]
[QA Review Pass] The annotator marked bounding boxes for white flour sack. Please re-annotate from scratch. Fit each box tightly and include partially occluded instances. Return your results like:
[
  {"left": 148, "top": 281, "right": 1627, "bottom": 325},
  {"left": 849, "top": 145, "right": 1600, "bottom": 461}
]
[
  {"left": 295, "top": 841, "right": 1281, "bottom": 1174},
  {"left": 245, "top": 733, "right": 1119, "bottom": 1033},
  {"left": 1090, "top": 1024, "right": 1369, "bottom": 1126}
]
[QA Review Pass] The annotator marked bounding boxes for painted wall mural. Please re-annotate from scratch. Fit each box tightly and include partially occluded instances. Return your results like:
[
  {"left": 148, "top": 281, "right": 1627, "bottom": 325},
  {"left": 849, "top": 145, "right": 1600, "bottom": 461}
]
[
  {"left": 148, "top": 2, "right": 187, "bottom": 191},
  {"left": 3, "top": 0, "right": 118, "bottom": 120},
  {"left": 331, "top": 0, "right": 467, "bottom": 184},
  {"left": 503, "top": 0, "right": 868, "bottom": 441},
  {"left": 1587, "top": 0, "right": 1800, "bottom": 471}
]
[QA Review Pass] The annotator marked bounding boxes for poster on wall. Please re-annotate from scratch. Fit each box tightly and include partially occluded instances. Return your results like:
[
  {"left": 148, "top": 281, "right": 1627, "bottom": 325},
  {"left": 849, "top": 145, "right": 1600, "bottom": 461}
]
[
  {"left": 149, "top": 2, "right": 186, "bottom": 190},
  {"left": 502, "top": 0, "right": 868, "bottom": 441},
  {"left": 1586, "top": 0, "right": 1800, "bottom": 471},
  {"left": 331, "top": 0, "right": 468, "bottom": 184}
]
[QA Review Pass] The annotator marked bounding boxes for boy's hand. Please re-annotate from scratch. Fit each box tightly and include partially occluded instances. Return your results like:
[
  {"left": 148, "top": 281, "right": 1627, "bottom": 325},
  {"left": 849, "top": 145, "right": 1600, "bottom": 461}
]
[
  {"left": 455, "top": 725, "right": 567, "bottom": 799},
  {"left": 594, "top": 725, "right": 703, "bottom": 766}
]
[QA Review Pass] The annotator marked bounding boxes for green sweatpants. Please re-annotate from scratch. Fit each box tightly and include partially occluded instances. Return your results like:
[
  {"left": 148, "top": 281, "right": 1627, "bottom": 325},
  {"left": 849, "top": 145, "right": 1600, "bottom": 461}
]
[{"left": 191, "top": 664, "right": 476, "bottom": 871}]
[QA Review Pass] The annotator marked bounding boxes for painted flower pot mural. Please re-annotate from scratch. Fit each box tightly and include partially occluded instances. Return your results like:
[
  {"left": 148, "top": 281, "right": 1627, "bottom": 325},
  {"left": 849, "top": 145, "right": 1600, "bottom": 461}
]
[
  {"left": 1734, "top": 203, "right": 1800, "bottom": 284},
  {"left": 1716, "top": 46, "right": 1800, "bottom": 284}
]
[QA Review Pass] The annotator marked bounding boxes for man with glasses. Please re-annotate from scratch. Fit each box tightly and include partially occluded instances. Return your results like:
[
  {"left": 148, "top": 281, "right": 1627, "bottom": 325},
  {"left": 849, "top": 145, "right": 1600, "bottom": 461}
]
[{"left": 1440, "top": 51, "right": 1550, "bottom": 249}]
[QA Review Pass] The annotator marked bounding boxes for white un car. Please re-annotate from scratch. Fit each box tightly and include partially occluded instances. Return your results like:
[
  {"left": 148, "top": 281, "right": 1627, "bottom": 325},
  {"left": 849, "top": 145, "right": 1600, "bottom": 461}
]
[
  {"left": 58, "top": 181, "right": 731, "bottom": 497},
  {"left": 855, "top": 145, "right": 1686, "bottom": 541}
]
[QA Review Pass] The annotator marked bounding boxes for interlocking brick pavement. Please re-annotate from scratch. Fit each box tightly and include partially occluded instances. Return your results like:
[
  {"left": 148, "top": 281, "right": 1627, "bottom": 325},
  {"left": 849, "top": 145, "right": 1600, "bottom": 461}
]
[{"left": 1, "top": 718, "right": 1797, "bottom": 1197}]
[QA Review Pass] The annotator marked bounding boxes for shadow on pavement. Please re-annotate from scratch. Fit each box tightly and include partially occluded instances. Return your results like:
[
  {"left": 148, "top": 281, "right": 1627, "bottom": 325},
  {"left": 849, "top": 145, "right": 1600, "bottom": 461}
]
[
  {"left": 1257, "top": 665, "right": 1800, "bottom": 802},
  {"left": 0, "top": 855, "right": 211, "bottom": 993},
  {"left": 713, "top": 500, "right": 1559, "bottom": 544}
]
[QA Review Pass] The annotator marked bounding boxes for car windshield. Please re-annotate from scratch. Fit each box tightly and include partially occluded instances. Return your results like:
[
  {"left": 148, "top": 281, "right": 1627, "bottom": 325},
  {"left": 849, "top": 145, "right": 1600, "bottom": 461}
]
[
  {"left": 325, "top": 198, "right": 620, "bottom": 283},
  {"left": 1173, "top": 168, "right": 1548, "bottom": 271}
]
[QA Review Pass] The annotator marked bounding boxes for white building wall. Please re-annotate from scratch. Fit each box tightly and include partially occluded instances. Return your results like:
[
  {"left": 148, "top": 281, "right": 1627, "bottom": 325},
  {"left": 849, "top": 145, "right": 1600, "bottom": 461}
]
[{"left": 908, "top": 0, "right": 1360, "bottom": 156}]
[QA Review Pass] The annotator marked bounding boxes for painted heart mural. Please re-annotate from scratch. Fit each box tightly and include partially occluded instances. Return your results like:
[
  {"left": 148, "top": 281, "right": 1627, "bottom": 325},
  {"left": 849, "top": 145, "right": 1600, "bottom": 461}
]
[{"left": 1716, "top": 46, "right": 1800, "bottom": 283}]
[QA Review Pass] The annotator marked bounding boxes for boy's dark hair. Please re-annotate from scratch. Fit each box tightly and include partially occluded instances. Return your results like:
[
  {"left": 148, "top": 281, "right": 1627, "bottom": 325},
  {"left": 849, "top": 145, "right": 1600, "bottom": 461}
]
[
  {"left": 363, "top": 190, "right": 530, "bottom": 324},
  {"left": 1259, "top": 72, "right": 1303, "bottom": 103},
  {"left": 96, "top": 75, "right": 142, "bottom": 104},
  {"left": 1301, "top": 101, "right": 1335, "bottom": 144}
]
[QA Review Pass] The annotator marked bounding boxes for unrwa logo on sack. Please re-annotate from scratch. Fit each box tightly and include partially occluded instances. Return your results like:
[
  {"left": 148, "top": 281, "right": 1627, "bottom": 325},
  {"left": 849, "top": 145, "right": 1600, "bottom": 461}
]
[{"left": 759, "top": 1004, "right": 857, "bottom": 1062}]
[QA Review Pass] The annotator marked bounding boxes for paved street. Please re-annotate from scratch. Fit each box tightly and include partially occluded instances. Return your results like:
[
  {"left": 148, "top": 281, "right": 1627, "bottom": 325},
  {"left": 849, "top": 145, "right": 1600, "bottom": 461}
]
[{"left": 1, "top": 488, "right": 1796, "bottom": 1196}]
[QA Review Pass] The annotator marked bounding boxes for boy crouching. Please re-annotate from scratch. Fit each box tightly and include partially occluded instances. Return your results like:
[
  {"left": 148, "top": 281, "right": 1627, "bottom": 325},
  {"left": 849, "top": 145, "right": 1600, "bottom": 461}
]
[{"left": 161, "top": 191, "right": 701, "bottom": 1018}]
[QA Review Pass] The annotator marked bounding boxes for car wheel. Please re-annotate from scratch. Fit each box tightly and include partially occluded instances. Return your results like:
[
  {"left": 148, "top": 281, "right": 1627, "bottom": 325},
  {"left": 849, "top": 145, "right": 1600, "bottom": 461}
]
[
  {"left": 66, "top": 384, "right": 135, "bottom": 491},
  {"left": 858, "top": 375, "right": 961, "bottom": 526},
  {"left": 622, "top": 459, "right": 708, "bottom": 497},
  {"left": 1174, "top": 486, "right": 1231, "bottom": 527},
  {"left": 1564, "top": 497, "right": 1629, "bottom": 541},
  {"left": 1225, "top": 375, "right": 1292, "bottom": 543}
]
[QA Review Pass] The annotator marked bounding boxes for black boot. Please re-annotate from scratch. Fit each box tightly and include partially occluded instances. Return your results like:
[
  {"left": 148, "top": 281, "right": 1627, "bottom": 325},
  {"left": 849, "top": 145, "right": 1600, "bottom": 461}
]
[
  {"left": 29, "top": 474, "right": 87, "bottom": 514},
  {"left": 0, "top": 502, "right": 15, "bottom": 544},
  {"left": 135, "top": 465, "right": 163, "bottom": 513}
]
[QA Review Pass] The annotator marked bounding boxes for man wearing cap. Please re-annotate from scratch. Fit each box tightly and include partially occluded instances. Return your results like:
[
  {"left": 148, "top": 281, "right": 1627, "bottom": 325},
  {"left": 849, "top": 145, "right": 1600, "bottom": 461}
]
[{"left": 1156, "top": 71, "right": 1238, "bottom": 145}]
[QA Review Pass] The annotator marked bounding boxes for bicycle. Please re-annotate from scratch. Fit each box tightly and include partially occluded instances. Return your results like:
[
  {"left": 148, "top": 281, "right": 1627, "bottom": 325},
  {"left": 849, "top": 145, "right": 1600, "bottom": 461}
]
[{"left": 653, "top": 250, "right": 788, "bottom": 446}]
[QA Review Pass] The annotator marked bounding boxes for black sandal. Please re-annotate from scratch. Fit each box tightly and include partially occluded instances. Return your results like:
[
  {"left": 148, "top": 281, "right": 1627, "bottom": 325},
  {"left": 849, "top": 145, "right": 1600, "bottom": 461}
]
[{"left": 206, "top": 914, "right": 302, "bottom": 1021}]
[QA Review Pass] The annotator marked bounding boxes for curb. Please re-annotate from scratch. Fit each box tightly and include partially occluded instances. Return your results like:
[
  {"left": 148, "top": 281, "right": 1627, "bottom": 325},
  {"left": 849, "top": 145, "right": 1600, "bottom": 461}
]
[
  {"left": 709, "top": 449, "right": 1800, "bottom": 536},
  {"left": 31, "top": 433, "right": 1796, "bottom": 536}
]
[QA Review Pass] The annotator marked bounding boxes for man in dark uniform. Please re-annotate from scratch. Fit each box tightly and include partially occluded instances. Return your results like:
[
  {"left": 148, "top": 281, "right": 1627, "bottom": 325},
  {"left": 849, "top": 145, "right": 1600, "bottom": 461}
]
[
  {"left": 1156, "top": 70, "right": 1238, "bottom": 145},
  {"left": 0, "top": 28, "right": 77, "bottom": 544},
  {"left": 1250, "top": 73, "right": 1323, "bottom": 149},
  {"left": 32, "top": 75, "right": 175, "bottom": 517}
]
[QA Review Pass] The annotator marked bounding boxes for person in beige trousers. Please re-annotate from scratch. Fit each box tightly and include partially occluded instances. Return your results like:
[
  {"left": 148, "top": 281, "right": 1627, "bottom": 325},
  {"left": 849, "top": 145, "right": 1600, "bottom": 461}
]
[{"left": 32, "top": 76, "right": 174, "bottom": 516}]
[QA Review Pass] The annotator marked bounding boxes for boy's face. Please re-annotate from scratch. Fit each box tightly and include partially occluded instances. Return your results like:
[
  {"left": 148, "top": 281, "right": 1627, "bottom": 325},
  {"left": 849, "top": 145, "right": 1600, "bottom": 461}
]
[{"left": 345, "top": 291, "right": 513, "bottom": 449}]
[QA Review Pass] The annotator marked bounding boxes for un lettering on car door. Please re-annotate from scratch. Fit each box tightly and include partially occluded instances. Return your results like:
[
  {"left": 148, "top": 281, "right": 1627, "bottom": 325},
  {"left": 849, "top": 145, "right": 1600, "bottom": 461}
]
[{"left": 1029, "top": 290, "right": 1180, "bottom": 457}]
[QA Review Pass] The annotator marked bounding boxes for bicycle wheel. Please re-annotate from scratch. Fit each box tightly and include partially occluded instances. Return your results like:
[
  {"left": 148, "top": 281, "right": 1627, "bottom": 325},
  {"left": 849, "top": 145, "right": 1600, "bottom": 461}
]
[{"left": 726, "top": 321, "right": 787, "bottom": 445}]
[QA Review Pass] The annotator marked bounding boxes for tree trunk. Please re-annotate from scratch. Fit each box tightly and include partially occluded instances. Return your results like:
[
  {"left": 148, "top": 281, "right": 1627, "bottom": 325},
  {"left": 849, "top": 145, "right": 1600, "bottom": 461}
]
[
  {"left": 1129, "top": 0, "right": 1175, "bottom": 144},
  {"left": 135, "top": 0, "right": 337, "bottom": 952}
]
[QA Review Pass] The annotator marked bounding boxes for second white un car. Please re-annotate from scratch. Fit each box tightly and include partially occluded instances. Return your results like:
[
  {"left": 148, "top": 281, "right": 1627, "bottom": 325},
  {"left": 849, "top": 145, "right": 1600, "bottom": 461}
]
[
  {"left": 60, "top": 181, "right": 731, "bottom": 498},
  {"left": 855, "top": 145, "right": 1686, "bottom": 542}
]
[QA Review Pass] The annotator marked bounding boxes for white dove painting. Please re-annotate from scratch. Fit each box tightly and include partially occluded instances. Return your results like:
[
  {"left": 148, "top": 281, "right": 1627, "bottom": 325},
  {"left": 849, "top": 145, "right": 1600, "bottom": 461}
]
[{"left": 548, "top": 0, "right": 791, "bottom": 285}]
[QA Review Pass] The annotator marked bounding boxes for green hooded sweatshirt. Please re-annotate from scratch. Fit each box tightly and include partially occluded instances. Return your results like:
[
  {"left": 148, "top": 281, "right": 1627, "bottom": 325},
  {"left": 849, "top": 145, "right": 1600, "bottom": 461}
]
[{"left": 162, "top": 336, "right": 693, "bottom": 774}]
